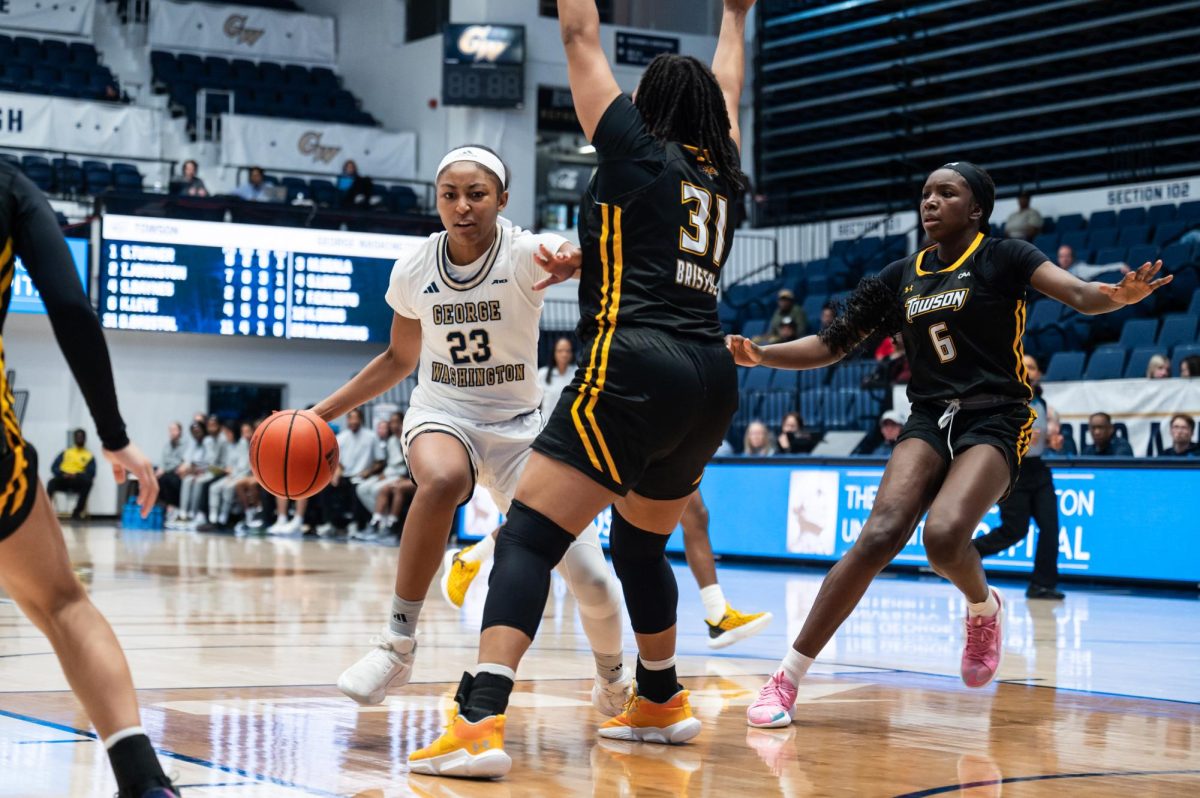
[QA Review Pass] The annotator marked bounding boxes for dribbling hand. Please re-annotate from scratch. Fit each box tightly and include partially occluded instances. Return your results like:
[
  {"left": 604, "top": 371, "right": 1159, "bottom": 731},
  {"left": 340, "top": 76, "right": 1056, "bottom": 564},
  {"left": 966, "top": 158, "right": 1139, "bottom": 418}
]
[
  {"left": 1097, "top": 260, "right": 1172, "bottom": 305},
  {"left": 726, "top": 334, "right": 764, "bottom": 367},
  {"left": 103, "top": 442, "right": 159, "bottom": 518},
  {"left": 532, "top": 243, "right": 582, "bottom": 291}
]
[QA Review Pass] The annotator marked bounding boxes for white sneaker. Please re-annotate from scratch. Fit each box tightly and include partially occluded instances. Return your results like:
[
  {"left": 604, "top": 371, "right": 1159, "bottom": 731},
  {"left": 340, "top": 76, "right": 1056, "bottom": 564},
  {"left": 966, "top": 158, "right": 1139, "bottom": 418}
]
[
  {"left": 282, "top": 516, "right": 304, "bottom": 535},
  {"left": 337, "top": 629, "right": 417, "bottom": 705},
  {"left": 267, "top": 516, "right": 291, "bottom": 535},
  {"left": 592, "top": 664, "right": 634, "bottom": 717},
  {"left": 315, "top": 522, "right": 335, "bottom": 537}
]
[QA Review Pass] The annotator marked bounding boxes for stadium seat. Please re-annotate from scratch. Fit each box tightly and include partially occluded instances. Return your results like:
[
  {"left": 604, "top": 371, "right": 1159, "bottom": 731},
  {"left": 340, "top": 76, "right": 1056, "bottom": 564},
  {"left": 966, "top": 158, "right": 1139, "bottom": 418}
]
[
  {"left": 1031, "top": 232, "right": 1058, "bottom": 259},
  {"left": 1157, "top": 314, "right": 1198, "bottom": 351},
  {"left": 1087, "top": 227, "right": 1119, "bottom": 250},
  {"left": 742, "top": 318, "right": 768, "bottom": 339},
  {"left": 1117, "top": 318, "right": 1158, "bottom": 349},
  {"left": 1125, "top": 245, "right": 1159, "bottom": 269},
  {"left": 1026, "top": 299, "right": 1062, "bottom": 331},
  {"left": 1116, "top": 207, "right": 1146, "bottom": 228},
  {"left": 1044, "top": 351, "right": 1085, "bottom": 381},
  {"left": 743, "top": 367, "right": 773, "bottom": 391},
  {"left": 799, "top": 388, "right": 823, "bottom": 427},
  {"left": 1117, "top": 226, "right": 1150, "bottom": 247},
  {"left": 1093, "top": 247, "right": 1127, "bottom": 267},
  {"left": 1056, "top": 213, "right": 1085, "bottom": 232},
  {"left": 1178, "top": 200, "right": 1200, "bottom": 223},
  {"left": 1154, "top": 221, "right": 1189, "bottom": 246},
  {"left": 1083, "top": 346, "right": 1127, "bottom": 380},
  {"left": 84, "top": 166, "right": 112, "bottom": 193},
  {"left": 1162, "top": 243, "right": 1195, "bottom": 271},
  {"left": 1188, "top": 292, "right": 1200, "bottom": 318},
  {"left": 1173, "top": 344, "right": 1200, "bottom": 374},
  {"left": 1088, "top": 210, "right": 1117, "bottom": 229},
  {"left": 1059, "top": 230, "right": 1087, "bottom": 254},
  {"left": 1125, "top": 346, "right": 1163, "bottom": 378},
  {"left": 389, "top": 185, "right": 419, "bottom": 213},
  {"left": 1146, "top": 204, "right": 1176, "bottom": 228},
  {"left": 825, "top": 388, "right": 859, "bottom": 428},
  {"left": 798, "top": 366, "right": 829, "bottom": 391}
]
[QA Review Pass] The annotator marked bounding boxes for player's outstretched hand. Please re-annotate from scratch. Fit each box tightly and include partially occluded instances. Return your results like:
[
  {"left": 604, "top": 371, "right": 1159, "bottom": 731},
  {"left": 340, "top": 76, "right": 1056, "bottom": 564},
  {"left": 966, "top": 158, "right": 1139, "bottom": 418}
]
[
  {"left": 1097, "top": 259, "right": 1172, "bottom": 305},
  {"left": 533, "top": 242, "right": 582, "bottom": 291},
  {"left": 103, "top": 442, "right": 159, "bottom": 518},
  {"left": 726, "top": 334, "right": 764, "bottom": 367}
]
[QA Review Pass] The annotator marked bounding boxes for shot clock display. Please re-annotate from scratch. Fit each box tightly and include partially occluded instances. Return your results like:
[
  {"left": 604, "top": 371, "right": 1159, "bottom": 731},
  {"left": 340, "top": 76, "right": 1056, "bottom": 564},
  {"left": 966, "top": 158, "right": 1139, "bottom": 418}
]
[
  {"left": 442, "top": 23, "right": 525, "bottom": 109},
  {"left": 99, "top": 215, "right": 425, "bottom": 343}
]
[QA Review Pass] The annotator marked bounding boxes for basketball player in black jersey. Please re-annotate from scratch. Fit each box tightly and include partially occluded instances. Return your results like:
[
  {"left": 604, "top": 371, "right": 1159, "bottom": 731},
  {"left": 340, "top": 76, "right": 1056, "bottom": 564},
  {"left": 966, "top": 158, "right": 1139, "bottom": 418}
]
[
  {"left": 0, "top": 162, "right": 177, "bottom": 796},
  {"left": 729, "top": 162, "right": 1169, "bottom": 729},
  {"left": 409, "top": 0, "right": 754, "bottom": 778}
]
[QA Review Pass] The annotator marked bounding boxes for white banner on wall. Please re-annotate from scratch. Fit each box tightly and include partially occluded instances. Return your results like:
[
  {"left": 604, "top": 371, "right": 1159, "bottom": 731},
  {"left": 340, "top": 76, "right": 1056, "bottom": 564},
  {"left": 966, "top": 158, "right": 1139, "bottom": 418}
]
[
  {"left": 148, "top": 0, "right": 335, "bottom": 64},
  {"left": 0, "top": 91, "right": 161, "bottom": 160},
  {"left": 1043, "top": 378, "right": 1200, "bottom": 456},
  {"left": 0, "top": 0, "right": 95, "bottom": 36},
  {"left": 221, "top": 114, "right": 416, "bottom": 180}
]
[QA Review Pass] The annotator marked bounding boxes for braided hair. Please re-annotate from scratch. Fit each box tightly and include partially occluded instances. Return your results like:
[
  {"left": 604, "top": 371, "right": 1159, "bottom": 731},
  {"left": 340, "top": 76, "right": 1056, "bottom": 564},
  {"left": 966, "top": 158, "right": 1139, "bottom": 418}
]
[{"left": 634, "top": 54, "right": 746, "bottom": 193}]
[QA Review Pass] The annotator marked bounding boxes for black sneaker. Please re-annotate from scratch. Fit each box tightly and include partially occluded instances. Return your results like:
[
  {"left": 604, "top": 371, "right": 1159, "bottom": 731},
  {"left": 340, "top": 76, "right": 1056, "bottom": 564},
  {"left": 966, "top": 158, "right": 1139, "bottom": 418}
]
[{"left": 1025, "top": 584, "right": 1065, "bottom": 600}]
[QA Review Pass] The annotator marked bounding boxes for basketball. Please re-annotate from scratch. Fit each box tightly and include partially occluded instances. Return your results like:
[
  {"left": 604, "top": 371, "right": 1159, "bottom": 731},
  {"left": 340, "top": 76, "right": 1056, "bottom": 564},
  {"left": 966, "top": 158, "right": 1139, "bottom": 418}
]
[{"left": 250, "top": 409, "right": 339, "bottom": 500}]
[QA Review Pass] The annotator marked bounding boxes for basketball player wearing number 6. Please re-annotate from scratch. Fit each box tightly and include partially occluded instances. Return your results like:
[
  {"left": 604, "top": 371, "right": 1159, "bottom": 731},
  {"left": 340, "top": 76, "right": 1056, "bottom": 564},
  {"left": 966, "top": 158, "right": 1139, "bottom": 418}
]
[{"left": 730, "top": 162, "right": 1171, "bottom": 729}]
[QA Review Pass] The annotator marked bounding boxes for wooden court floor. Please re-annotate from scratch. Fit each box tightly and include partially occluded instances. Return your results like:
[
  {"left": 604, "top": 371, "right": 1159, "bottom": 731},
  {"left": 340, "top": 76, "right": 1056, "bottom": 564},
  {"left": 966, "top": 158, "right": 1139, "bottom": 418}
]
[{"left": 1, "top": 525, "right": 1198, "bottom": 796}]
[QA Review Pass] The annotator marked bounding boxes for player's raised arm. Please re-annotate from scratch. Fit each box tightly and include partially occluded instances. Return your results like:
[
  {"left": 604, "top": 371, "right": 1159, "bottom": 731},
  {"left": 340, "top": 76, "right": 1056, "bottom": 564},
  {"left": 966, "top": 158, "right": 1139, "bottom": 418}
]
[
  {"left": 311, "top": 313, "right": 422, "bottom": 422},
  {"left": 711, "top": 0, "right": 756, "bottom": 150},
  {"left": 557, "top": 0, "right": 621, "bottom": 141},
  {"left": 1030, "top": 258, "right": 1171, "bottom": 315}
]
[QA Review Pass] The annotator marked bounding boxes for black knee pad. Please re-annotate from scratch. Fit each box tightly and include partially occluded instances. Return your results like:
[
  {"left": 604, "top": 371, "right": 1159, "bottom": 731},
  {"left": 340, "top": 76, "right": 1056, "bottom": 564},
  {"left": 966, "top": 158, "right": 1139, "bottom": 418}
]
[
  {"left": 481, "top": 499, "right": 575, "bottom": 639},
  {"left": 609, "top": 509, "right": 678, "bottom": 634}
]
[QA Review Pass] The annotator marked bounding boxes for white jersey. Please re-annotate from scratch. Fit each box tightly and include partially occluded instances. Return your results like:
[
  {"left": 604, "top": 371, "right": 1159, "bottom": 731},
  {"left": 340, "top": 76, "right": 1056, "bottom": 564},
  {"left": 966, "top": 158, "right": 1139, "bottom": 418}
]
[{"left": 386, "top": 223, "right": 567, "bottom": 424}]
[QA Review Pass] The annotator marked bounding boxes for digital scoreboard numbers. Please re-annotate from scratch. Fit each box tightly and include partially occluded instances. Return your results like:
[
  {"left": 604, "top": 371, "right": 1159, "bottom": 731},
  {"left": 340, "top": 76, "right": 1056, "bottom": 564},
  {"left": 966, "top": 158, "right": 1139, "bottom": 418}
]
[
  {"left": 443, "top": 24, "right": 525, "bottom": 109},
  {"left": 100, "top": 216, "right": 425, "bottom": 343}
]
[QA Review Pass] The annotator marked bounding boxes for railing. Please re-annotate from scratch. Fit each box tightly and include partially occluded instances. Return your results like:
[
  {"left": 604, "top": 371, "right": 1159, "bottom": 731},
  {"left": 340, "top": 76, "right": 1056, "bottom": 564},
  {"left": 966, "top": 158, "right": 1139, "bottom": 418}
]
[
  {"left": 723, "top": 230, "right": 779, "bottom": 287},
  {"left": 229, "top": 164, "right": 438, "bottom": 215}
]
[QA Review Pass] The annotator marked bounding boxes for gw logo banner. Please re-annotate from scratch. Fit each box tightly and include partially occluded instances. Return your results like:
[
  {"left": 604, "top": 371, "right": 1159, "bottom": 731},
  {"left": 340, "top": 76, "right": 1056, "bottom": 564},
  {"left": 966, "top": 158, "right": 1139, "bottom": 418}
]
[
  {"left": 298, "top": 131, "right": 341, "bottom": 164},
  {"left": 905, "top": 287, "right": 969, "bottom": 322},
  {"left": 224, "top": 14, "right": 266, "bottom": 46},
  {"left": 458, "top": 25, "right": 513, "bottom": 62}
]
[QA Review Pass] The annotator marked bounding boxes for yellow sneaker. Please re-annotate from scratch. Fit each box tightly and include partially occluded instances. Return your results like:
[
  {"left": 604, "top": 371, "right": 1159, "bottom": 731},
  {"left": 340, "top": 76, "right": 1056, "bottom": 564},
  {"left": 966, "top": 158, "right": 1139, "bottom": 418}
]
[
  {"left": 440, "top": 546, "right": 482, "bottom": 609},
  {"left": 706, "top": 604, "right": 773, "bottom": 649},
  {"left": 408, "top": 708, "right": 511, "bottom": 779},
  {"left": 598, "top": 689, "right": 701, "bottom": 744}
]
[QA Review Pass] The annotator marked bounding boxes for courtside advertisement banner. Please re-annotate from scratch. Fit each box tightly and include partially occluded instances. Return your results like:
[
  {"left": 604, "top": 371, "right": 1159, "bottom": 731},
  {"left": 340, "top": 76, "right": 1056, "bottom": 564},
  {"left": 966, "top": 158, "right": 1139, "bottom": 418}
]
[
  {"left": 0, "top": 91, "right": 162, "bottom": 160},
  {"left": 458, "top": 459, "right": 1199, "bottom": 583},
  {"left": 149, "top": 0, "right": 337, "bottom": 64},
  {"left": 221, "top": 114, "right": 417, "bottom": 179},
  {"left": 0, "top": 0, "right": 95, "bottom": 35}
]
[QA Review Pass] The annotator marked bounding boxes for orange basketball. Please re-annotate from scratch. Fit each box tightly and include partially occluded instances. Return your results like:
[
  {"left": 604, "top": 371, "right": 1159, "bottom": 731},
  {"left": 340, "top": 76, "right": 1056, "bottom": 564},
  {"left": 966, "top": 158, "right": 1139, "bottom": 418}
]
[{"left": 250, "top": 409, "right": 339, "bottom": 499}]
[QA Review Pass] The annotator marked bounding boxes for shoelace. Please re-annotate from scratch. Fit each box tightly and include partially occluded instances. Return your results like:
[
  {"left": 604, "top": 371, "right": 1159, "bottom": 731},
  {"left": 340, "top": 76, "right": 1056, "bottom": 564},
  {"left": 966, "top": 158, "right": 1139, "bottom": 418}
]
[
  {"left": 758, "top": 672, "right": 792, "bottom": 706},
  {"left": 963, "top": 617, "right": 998, "bottom": 661},
  {"left": 618, "top": 691, "right": 642, "bottom": 719}
]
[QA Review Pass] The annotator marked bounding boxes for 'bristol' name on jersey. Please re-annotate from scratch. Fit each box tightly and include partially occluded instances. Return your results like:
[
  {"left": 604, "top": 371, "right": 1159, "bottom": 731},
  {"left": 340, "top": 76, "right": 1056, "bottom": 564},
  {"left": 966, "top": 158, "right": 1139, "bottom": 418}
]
[
  {"left": 675, "top": 259, "right": 719, "bottom": 296},
  {"left": 905, "top": 287, "right": 970, "bottom": 322},
  {"left": 431, "top": 300, "right": 503, "bottom": 326}
]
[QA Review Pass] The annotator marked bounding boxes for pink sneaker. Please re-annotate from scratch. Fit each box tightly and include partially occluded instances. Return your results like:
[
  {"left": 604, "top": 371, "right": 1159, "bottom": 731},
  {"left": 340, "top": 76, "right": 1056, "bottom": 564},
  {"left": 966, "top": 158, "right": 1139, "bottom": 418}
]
[
  {"left": 961, "top": 587, "right": 1004, "bottom": 688},
  {"left": 746, "top": 671, "right": 798, "bottom": 728}
]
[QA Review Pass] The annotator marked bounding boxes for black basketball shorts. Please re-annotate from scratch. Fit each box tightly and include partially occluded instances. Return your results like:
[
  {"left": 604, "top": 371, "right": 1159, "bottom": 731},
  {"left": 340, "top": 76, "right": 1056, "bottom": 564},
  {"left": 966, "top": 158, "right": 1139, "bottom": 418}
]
[
  {"left": 0, "top": 438, "right": 39, "bottom": 543},
  {"left": 899, "top": 400, "right": 1037, "bottom": 496},
  {"left": 534, "top": 327, "right": 738, "bottom": 501}
]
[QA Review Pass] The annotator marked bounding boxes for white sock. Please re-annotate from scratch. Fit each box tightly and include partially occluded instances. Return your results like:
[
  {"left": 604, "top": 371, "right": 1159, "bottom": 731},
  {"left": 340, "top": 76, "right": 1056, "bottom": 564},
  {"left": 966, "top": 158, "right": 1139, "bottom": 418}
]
[
  {"left": 968, "top": 587, "right": 1000, "bottom": 618},
  {"left": 370, "top": 512, "right": 383, "bottom": 525},
  {"left": 103, "top": 725, "right": 147, "bottom": 749},
  {"left": 593, "top": 651, "right": 625, "bottom": 682},
  {"left": 699, "top": 584, "right": 727, "bottom": 625},
  {"left": 475, "top": 662, "right": 516, "bottom": 681},
  {"left": 780, "top": 648, "right": 814, "bottom": 685},
  {"left": 639, "top": 655, "right": 676, "bottom": 671},
  {"left": 462, "top": 532, "right": 496, "bottom": 563},
  {"left": 383, "top": 514, "right": 396, "bottom": 527},
  {"left": 389, "top": 595, "right": 422, "bottom": 637}
]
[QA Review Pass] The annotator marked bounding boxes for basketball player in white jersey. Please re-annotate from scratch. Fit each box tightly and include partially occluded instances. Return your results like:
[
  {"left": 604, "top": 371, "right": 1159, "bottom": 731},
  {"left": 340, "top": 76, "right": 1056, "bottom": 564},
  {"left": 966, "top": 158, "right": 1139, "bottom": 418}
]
[{"left": 311, "top": 145, "right": 631, "bottom": 714}]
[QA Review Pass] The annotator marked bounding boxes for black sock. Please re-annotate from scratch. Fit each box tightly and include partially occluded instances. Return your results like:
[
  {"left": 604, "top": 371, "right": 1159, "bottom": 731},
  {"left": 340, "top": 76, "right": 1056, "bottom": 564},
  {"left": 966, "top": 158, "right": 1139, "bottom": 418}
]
[
  {"left": 107, "top": 734, "right": 172, "bottom": 797},
  {"left": 636, "top": 659, "right": 680, "bottom": 704},
  {"left": 461, "top": 672, "right": 515, "bottom": 722}
]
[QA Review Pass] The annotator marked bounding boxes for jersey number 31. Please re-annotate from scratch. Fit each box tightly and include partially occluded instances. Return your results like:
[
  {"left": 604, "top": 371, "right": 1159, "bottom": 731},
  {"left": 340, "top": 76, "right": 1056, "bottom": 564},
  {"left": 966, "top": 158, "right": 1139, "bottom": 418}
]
[{"left": 679, "top": 182, "right": 729, "bottom": 266}]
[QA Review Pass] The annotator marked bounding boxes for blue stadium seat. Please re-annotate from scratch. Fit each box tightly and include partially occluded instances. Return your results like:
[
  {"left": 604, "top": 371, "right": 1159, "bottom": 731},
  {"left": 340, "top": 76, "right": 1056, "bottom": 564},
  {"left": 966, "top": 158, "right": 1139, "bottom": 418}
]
[
  {"left": 806, "top": 274, "right": 830, "bottom": 297},
  {"left": 1125, "top": 346, "right": 1163, "bottom": 379},
  {"left": 1087, "top": 227, "right": 1118, "bottom": 250},
  {"left": 84, "top": 167, "right": 112, "bottom": 193},
  {"left": 1173, "top": 344, "right": 1200, "bottom": 374},
  {"left": 22, "top": 163, "right": 53, "bottom": 191},
  {"left": 1157, "top": 314, "right": 1198, "bottom": 351},
  {"left": 1044, "top": 351, "right": 1085, "bottom": 381},
  {"left": 1059, "top": 230, "right": 1087, "bottom": 254},
  {"left": 1146, "top": 204, "right": 1176, "bottom": 228},
  {"left": 801, "top": 295, "right": 827, "bottom": 331},
  {"left": 1026, "top": 299, "right": 1062, "bottom": 331},
  {"left": 828, "top": 359, "right": 875, "bottom": 392},
  {"left": 1031, "top": 232, "right": 1058, "bottom": 258},
  {"left": 744, "top": 367, "right": 773, "bottom": 391},
  {"left": 68, "top": 42, "right": 97, "bottom": 67},
  {"left": 828, "top": 290, "right": 853, "bottom": 309},
  {"left": 741, "top": 318, "right": 768, "bottom": 339},
  {"left": 1178, "top": 201, "right": 1200, "bottom": 223},
  {"left": 1125, "top": 245, "right": 1159, "bottom": 269},
  {"left": 113, "top": 170, "right": 143, "bottom": 190},
  {"left": 825, "top": 388, "right": 859, "bottom": 429},
  {"left": 769, "top": 369, "right": 797, "bottom": 391},
  {"left": 1162, "top": 243, "right": 1195, "bottom": 272},
  {"left": 1089, "top": 210, "right": 1117, "bottom": 229},
  {"left": 1116, "top": 207, "right": 1146, "bottom": 228},
  {"left": 829, "top": 240, "right": 853, "bottom": 260},
  {"left": 799, "top": 388, "right": 823, "bottom": 427},
  {"left": 1093, "top": 247, "right": 1127, "bottom": 267},
  {"left": 759, "top": 390, "right": 795, "bottom": 428},
  {"left": 780, "top": 261, "right": 805, "bottom": 290},
  {"left": 1153, "top": 221, "right": 1189, "bottom": 246},
  {"left": 1117, "top": 226, "right": 1150, "bottom": 247},
  {"left": 1118, "top": 318, "right": 1158, "bottom": 349},
  {"left": 1084, "top": 346, "right": 1127, "bottom": 380},
  {"left": 390, "top": 185, "right": 419, "bottom": 213},
  {"left": 799, "top": 366, "right": 829, "bottom": 391},
  {"left": 1189, "top": 292, "right": 1200, "bottom": 318},
  {"left": 1056, "top": 213, "right": 1085, "bottom": 232}
]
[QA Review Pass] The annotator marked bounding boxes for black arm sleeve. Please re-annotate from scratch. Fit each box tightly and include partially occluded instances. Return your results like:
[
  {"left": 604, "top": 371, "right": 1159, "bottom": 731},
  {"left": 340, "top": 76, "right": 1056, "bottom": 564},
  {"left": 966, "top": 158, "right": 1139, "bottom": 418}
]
[{"left": 11, "top": 172, "right": 129, "bottom": 451}]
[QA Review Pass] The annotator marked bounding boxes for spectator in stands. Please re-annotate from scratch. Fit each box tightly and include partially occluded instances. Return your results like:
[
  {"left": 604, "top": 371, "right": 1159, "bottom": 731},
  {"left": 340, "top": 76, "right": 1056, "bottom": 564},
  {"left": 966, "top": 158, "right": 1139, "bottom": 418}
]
[
  {"left": 338, "top": 159, "right": 374, "bottom": 209},
  {"left": 170, "top": 160, "right": 208, "bottom": 198},
  {"left": 742, "top": 420, "right": 777, "bottom": 455},
  {"left": 1004, "top": 191, "right": 1042, "bottom": 241},
  {"left": 1043, "top": 418, "right": 1077, "bottom": 457},
  {"left": 872, "top": 410, "right": 905, "bottom": 456},
  {"left": 1056, "top": 244, "right": 1130, "bottom": 280},
  {"left": 760, "top": 289, "right": 806, "bottom": 343},
  {"left": 1182, "top": 356, "right": 1200, "bottom": 378},
  {"left": 156, "top": 421, "right": 185, "bottom": 512},
  {"left": 775, "top": 317, "right": 799, "bottom": 344},
  {"left": 1160, "top": 414, "right": 1198, "bottom": 457},
  {"left": 1146, "top": 354, "right": 1171, "bottom": 379},
  {"left": 538, "top": 337, "right": 577, "bottom": 416},
  {"left": 360, "top": 412, "right": 416, "bottom": 542},
  {"left": 819, "top": 303, "right": 835, "bottom": 332},
  {"left": 865, "top": 334, "right": 910, "bottom": 388},
  {"left": 233, "top": 167, "right": 273, "bottom": 202},
  {"left": 1082, "top": 412, "right": 1133, "bottom": 456},
  {"left": 233, "top": 421, "right": 265, "bottom": 531},
  {"left": 171, "top": 420, "right": 210, "bottom": 527},
  {"left": 47, "top": 429, "right": 95, "bottom": 521},
  {"left": 204, "top": 422, "right": 251, "bottom": 530},
  {"left": 776, "top": 411, "right": 817, "bottom": 455},
  {"left": 348, "top": 419, "right": 392, "bottom": 541},
  {"left": 314, "top": 408, "right": 379, "bottom": 536}
]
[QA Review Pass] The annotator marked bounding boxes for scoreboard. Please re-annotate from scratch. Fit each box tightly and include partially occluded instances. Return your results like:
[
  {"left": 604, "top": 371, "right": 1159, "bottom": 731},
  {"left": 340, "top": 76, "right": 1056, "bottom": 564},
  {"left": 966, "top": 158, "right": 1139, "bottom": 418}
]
[
  {"left": 442, "top": 24, "right": 525, "bottom": 109},
  {"left": 99, "top": 215, "right": 425, "bottom": 343}
]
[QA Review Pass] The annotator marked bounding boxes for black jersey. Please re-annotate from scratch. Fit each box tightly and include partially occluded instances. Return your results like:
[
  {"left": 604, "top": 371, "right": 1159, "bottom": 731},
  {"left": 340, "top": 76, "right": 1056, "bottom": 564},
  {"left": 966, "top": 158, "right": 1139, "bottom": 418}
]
[
  {"left": 877, "top": 234, "right": 1047, "bottom": 405},
  {"left": 0, "top": 161, "right": 128, "bottom": 451},
  {"left": 576, "top": 94, "right": 736, "bottom": 345}
]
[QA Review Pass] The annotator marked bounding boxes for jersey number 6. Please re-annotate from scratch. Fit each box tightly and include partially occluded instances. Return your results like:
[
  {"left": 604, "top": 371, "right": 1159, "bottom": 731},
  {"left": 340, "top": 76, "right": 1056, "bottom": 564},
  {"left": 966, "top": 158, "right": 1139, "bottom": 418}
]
[
  {"left": 928, "top": 322, "right": 957, "bottom": 363},
  {"left": 679, "top": 182, "right": 729, "bottom": 266},
  {"left": 447, "top": 329, "right": 492, "bottom": 365}
]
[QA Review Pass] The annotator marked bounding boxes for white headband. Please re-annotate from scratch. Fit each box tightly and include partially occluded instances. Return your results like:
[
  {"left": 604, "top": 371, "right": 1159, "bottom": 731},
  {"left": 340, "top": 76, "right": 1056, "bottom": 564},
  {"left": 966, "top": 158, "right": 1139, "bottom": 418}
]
[{"left": 436, "top": 147, "right": 507, "bottom": 189}]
